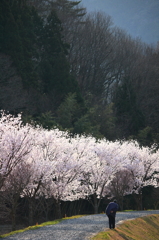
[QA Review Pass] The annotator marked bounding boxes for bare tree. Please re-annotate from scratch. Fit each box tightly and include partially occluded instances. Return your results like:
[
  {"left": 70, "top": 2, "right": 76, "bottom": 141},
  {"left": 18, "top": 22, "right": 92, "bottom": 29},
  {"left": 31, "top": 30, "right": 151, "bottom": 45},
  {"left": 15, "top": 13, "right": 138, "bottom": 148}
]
[{"left": 68, "top": 12, "right": 116, "bottom": 103}]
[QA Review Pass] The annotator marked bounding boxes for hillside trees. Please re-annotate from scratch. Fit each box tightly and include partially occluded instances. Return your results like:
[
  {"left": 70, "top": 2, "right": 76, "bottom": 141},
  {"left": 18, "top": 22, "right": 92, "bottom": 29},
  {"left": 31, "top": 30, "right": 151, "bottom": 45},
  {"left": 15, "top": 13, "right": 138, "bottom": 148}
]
[
  {"left": 136, "top": 46, "right": 159, "bottom": 140},
  {"left": 28, "top": 0, "right": 86, "bottom": 48},
  {"left": 50, "top": 0, "right": 86, "bottom": 21},
  {"left": 39, "top": 9, "right": 78, "bottom": 97},
  {"left": 105, "top": 29, "right": 145, "bottom": 138},
  {"left": 56, "top": 93, "right": 102, "bottom": 137},
  {"left": 62, "top": 11, "right": 144, "bottom": 139},
  {"left": 55, "top": 11, "right": 118, "bottom": 138},
  {"left": 0, "top": 0, "right": 82, "bottom": 116},
  {"left": 0, "top": 0, "right": 41, "bottom": 88},
  {"left": 67, "top": 12, "right": 115, "bottom": 103},
  {"left": 112, "top": 77, "right": 145, "bottom": 138},
  {"left": 54, "top": 4, "right": 159, "bottom": 142},
  {"left": 0, "top": 0, "right": 159, "bottom": 142},
  {"left": 57, "top": 93, "right": 82, "bottom": 130},
  {"left": 36, "top": 4, "right": 159, "bottom": 143},
  {"left": 108, "top": 29, "right": 159, "bottom": 141},
  {"left": 53, "top": 8, "right": 154, "bottom": 141}
]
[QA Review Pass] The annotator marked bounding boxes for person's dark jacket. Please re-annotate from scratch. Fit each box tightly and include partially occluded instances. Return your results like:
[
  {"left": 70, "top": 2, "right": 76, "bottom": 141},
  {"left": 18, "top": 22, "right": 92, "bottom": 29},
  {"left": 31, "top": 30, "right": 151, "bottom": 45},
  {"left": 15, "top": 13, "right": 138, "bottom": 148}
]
[{"left": 105, "top": 202, "right": 118, "bottom": 217}]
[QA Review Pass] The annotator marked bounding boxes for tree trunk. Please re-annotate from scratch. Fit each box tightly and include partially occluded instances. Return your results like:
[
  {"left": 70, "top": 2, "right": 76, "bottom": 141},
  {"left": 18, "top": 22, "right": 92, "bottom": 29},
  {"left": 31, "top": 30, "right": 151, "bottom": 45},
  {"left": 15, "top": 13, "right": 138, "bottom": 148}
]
[
  {"left": 55, "top": 199, "right": 62, "bottom": 219},
  {"left": 133, "top": 190, "right": 143, "bottom": 210},
  {"left": 11, "top": 208, "right": 16, "bottom": 231},
  {"left": 29, "top": 198, "right": 34, "bottom": 226},
  {"left": 118, "top": 196, "right": 124, "bottom": 211},
  {"left": 154, "top": 201, "right": 159, "bottom": 210},
  {"left": 93, "top": 193, "right": 99, "bottom": 214},
  {"left": 139, "top": 190, "right": 143, "bottom": 210},
  {"left": 11, "top": 197, "right": 19, "bottom": 231}
]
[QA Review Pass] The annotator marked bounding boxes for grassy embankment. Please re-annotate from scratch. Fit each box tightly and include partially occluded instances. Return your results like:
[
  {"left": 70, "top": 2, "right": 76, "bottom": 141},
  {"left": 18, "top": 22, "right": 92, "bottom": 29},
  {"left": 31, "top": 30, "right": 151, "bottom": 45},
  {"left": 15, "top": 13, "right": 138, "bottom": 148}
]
[{"left": 91, "top": 214, "right": 159, "bottom": 240}]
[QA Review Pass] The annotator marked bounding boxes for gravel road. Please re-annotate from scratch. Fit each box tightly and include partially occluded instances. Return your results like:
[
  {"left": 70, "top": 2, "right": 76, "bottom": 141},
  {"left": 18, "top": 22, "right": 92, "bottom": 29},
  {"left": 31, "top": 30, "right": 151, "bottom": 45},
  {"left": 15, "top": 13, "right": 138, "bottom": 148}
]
[{"left": 3, "top": 210, "right": 159, "bottom": 240}]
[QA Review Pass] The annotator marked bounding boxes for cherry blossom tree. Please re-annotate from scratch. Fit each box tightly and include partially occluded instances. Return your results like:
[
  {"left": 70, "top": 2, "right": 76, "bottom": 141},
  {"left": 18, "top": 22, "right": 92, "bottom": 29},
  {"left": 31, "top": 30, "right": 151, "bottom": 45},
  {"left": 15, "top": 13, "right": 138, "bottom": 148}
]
[
  {"left": 79, "top": 139, "right": 125, "bottom": 213},
  {"left": 1, "top": 111, "right": 159, "bottom": 222},
  {"left": 119, "top": 141, "right": 159, "bottom": 209},
  {"left": 0, "top": 111, "right": 32, "bottom": 189},
  {"left": 21, "top": 127, "right": 58, "bottom": 225},
  {"left": 1, "top": 162, "right": 31, "bottom": 231},
  {"left": 40, "top": 134, "right": 94, "bottom": 218}
]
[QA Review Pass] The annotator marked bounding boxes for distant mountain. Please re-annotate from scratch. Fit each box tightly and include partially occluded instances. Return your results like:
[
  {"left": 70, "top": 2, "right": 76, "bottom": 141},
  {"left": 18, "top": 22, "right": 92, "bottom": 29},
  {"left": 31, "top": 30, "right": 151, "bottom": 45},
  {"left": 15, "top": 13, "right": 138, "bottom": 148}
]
[{"left": 81, "top": 0, "right": 159, "bottom": 45}]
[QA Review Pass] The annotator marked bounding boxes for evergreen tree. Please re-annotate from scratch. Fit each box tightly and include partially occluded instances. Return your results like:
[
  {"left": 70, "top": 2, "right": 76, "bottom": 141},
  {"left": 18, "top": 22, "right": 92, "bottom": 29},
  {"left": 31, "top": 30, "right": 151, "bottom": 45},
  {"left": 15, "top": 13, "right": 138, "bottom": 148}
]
[
  {"left": 113, "top": 78, "right": 145, "bottom": 138},
  {"left": 57, "top": 92, "right": 78, "bottom": 129},
  {"left": 39, "top": 9, "right": 81, "bottom": 101},
  {"left": 0, "top": 0, "right": 43, "bottom": 88},
  {"left": 50, "top": 0, "right": 86, "bottom": 19},
  {"left": 49, "top": 0, "right": 86, "bottom": 47},
  {"left": 0, "top": 0, "right": 84, "bottom": 119}
]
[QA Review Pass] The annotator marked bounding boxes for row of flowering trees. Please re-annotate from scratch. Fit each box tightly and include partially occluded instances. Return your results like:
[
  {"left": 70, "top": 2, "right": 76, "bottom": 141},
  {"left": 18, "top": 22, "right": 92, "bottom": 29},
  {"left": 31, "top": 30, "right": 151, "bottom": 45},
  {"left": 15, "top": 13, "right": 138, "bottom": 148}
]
[{"left": 0, "top": 111, "right": 159, "bottom": 230}]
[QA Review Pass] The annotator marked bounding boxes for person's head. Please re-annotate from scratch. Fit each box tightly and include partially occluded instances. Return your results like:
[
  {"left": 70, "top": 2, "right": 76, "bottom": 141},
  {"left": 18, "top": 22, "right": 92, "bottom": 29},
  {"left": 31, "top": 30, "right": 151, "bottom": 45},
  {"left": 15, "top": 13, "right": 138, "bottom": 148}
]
[{"left": 114, "top": 199, "right": 117, "bottom": 203}]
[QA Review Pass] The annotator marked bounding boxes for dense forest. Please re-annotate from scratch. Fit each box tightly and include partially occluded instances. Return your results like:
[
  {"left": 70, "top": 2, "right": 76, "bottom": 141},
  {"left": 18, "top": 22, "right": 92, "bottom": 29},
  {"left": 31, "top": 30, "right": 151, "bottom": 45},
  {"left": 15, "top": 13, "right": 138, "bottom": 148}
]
[{"left": 0, "top": 0, "right": 159, "bottom": 145}]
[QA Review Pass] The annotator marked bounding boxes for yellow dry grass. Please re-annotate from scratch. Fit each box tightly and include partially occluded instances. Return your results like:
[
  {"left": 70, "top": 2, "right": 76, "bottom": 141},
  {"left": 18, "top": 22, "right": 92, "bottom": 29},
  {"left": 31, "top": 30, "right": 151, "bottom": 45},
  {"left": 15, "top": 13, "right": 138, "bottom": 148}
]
[{"left": 91, "top": 214, "right": 159, "bottom": 240}]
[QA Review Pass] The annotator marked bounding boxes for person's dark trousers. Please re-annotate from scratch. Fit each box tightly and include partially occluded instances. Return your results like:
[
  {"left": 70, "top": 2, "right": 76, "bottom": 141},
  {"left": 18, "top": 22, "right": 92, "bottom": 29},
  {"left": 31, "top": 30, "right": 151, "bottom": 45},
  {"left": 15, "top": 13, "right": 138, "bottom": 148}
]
[{"left": 108, "top": 215, "right": 115, "bottom": 229}]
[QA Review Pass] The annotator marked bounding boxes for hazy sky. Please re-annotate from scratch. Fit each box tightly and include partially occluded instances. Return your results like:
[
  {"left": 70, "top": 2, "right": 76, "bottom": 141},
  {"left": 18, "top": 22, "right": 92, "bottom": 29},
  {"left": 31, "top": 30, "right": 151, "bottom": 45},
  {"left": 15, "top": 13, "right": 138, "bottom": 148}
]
[{"left": 81, "top": 0, "right": 159, "bottom": 44}]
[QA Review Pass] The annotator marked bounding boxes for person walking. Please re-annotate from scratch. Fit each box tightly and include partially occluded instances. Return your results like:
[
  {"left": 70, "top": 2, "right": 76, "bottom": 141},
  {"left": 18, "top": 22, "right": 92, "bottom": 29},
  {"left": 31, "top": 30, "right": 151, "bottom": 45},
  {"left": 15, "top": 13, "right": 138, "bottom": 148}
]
[{"left": 105, "top": 200, "right": 119, "bottom": 229}]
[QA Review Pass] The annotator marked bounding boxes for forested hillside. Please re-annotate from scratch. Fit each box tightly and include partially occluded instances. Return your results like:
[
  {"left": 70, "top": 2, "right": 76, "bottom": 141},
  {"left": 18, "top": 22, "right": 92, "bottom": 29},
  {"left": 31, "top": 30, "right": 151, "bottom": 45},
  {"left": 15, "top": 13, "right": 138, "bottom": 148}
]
[{"left": 0, "top": 0, "right": 159, "bottom": 145}]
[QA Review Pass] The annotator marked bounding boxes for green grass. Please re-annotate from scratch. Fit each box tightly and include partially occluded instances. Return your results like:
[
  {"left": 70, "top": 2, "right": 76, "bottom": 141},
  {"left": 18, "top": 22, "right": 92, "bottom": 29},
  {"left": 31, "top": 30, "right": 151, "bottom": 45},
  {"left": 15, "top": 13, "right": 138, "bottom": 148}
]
[
  {"left": 122, "top": 210, "right": 134, "bottom": 212},
  {"left": 0, "top": 215, "right": 85, "bottom": 238},
  {"left": 91, "top": 214, "right": 159, "bottom": 240}
]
